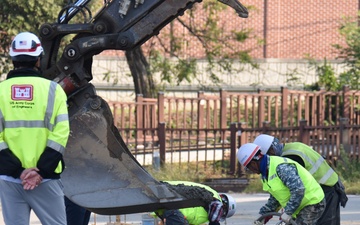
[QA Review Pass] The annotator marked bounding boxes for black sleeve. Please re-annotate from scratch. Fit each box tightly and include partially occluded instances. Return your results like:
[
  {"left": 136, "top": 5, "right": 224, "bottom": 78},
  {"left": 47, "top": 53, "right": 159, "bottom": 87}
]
[
  {"left": 37, "top": 146, "right": 64, "bottom": 179},
  {"left": 285, "top": 155, "right": 305, "bottom": 167},
  {"left": 0, "top": 148, "right": 24, "bottom": 178},
  {"left": 209, "top": 222, "right": 221, "bottom": 225}
]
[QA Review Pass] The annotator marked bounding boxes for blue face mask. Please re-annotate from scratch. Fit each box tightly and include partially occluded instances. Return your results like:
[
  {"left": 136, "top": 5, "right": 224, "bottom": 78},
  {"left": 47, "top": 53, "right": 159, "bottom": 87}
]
[
  {"left": 271, "top": 138, "right": 283, "bottom": 156},
  {"left": 259, "top": 154, "right": 268, "bottom": 180}
]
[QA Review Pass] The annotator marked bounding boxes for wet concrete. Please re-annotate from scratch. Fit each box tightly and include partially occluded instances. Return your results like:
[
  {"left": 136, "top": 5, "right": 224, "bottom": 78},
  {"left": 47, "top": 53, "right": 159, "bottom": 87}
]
[{"left": 3, "top": 193, "right": 357, "bottom": 225}]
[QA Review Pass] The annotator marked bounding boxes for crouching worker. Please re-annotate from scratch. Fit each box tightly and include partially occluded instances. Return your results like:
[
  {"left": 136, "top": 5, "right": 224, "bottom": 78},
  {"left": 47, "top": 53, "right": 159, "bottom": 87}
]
[
  {"left": 153, "top": 181, "right": 236, "bottom": 225},
  {"left": 253, "top": 134, "right": 348, "bottom": 225},
  {"left": 237, "top": 143, "right": 325, "bottom": 225}
]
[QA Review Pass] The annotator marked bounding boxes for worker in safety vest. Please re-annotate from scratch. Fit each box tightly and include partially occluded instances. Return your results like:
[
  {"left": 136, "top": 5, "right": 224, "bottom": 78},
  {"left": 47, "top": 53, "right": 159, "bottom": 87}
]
[
  {"left": 237, "top": 143, "right": 326, "bottom": 225},
  {"left": 153, "top": 181, "right": 236, "bottom": 225},
  {"left": 0, "top": 32, "right": 70, "bottom": 225},
  {"left": 254, "top": 134, "right": 348, "bottom": 225}
]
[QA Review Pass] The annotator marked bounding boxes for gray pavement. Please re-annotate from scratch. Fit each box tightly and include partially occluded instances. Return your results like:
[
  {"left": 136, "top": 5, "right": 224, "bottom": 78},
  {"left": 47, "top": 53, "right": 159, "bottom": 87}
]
[{"left": 1, "top": 193, "right": 359, "bottom": 225}]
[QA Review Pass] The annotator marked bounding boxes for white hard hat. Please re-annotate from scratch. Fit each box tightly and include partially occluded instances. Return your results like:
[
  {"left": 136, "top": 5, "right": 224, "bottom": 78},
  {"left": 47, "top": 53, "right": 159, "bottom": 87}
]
[
  {"left": 253, "top": 134, "right": 275, "bottom": 154},
  {"left": 9, "top": 32, "right": 43, "bottom": 59},
  {"left": 219, "top": 193, "right": 236, "bottom": 220},
  {"left": 237, "top": 143, "right": 261, "bottom": 167}
]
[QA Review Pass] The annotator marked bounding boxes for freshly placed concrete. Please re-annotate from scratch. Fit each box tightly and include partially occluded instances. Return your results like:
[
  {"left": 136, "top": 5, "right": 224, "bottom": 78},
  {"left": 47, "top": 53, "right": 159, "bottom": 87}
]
[{"left": 0, "top": 193, "right": 359, "bottom": 225}]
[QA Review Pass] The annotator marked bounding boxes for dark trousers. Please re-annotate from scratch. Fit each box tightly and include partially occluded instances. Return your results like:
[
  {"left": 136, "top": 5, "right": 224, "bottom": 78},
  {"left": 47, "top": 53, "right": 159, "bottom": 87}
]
[
  {"left": 65, "top": 196, "right": 92, "bottom": 225},
  {"left": 316, "top": 185, "right": 340, "bottom": 225},
  {"left": 161, "top": 209, "right": 189, "bottom": 225}
]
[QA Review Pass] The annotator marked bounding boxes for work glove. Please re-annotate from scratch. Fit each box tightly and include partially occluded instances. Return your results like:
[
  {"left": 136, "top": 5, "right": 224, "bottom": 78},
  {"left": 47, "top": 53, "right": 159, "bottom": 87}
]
[
  {"left": 254, "top": 214, "right": 272, "bottom": 225},
  {"left": 253, "top": 220, "right": 263, "bottom": 225},
  {"left": 280, "top": 212, "right": 292, "bottom": 224},
  {"left": 208, "top": 200, "right": 224, "bottom": 222}
]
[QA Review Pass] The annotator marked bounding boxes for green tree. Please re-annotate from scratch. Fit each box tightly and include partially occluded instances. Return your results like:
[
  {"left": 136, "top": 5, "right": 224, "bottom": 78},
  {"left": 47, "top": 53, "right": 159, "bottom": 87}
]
[
  {"left": 0, "top": 0, "right": 64, "bottom": 76},
  {"left": 306, "top": 13, "right": 360, "bottom": 91},
  {"left": 1, "top": 0, "right": 255, "bottom": 98},
  {"left": 146, "top": 0, "right": 255, "bottom": 93},
  {"left": 333, "top": 12, "right": 360, "bottom": 90},
  {"left": 305, "top": 58, "right": 339, "bottom": 91}
]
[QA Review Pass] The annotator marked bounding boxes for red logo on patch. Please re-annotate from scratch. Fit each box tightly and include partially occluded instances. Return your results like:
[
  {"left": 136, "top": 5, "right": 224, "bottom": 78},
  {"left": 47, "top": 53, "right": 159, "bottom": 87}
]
[{"left": 11, "top": 85, "right": 33, "bottom": 101}]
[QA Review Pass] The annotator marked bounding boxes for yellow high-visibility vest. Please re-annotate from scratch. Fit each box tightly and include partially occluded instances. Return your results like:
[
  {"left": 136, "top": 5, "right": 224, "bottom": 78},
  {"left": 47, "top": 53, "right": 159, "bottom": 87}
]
[
  {"left": 283, "top": 142, "right": 338, "bottom": 186},
  {"left": 157, "top": 181, "right": 221, "bottom": 225},
  {"left": 262, "top": 156, "right": 324, "bottom": 217},
  {"left": 0, "top": 76, "right": 69, "bottom": 173}
]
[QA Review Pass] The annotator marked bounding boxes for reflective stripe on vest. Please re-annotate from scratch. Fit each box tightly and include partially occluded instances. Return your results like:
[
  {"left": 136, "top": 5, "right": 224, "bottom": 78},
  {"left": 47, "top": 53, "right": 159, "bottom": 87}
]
[
  {"left": 0, "top": 81, "right": 65, "bottom": 154},
  {"left": 262, "top": 156, "right": 324, "bottom": 217},
  {"left": 282, "top": 147, "right": 336, "bottom": 185},
  {"left": 1, "top": 82, "right": 57, "bottom": 131}
]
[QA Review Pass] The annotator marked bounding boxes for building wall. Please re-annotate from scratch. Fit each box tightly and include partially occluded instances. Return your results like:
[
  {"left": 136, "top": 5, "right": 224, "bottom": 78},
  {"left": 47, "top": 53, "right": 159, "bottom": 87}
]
[
  {"left": 90, "top": 0, "right": 357, "bottom": 102},
  {"left": 262, "top": 0, "right": 356, "bottom": 59},
  {"left": 101, "top": 0, "right": 358, "bottom": 60},
  {"left": 91, "top": 56, "right": 348, "bottom": 102}
]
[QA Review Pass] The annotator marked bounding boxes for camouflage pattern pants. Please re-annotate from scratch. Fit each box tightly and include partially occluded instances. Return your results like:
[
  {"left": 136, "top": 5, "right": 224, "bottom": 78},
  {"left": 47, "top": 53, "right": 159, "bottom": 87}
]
[
  {"left": 294, "top": 198, "right": 326, "bottom": 225},
  {"left": 316, "top": 185, "right": 340, "bottom": 225}
]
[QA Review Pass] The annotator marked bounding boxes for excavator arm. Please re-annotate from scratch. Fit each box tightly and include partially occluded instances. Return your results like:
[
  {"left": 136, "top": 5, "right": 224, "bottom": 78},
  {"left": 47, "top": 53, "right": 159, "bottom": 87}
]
[{"left": 39, "top": 0, "right": 248, "bottom": 215}]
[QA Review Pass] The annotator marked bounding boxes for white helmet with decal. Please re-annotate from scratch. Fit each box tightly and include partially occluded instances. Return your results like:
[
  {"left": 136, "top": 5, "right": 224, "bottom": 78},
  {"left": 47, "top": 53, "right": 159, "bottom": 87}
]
[
  {"left": 219, "top": 193, "right": 236, "bottom": 220},
  {"left": 9, "top": 32, "right": 43, "bottom": 61}
]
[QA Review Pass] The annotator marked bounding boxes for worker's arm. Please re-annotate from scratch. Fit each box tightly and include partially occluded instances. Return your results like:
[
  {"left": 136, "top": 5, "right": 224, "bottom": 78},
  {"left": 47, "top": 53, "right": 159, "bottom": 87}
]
[
  {"left": 276, "top": 163, "right": 304, "bottom": 215},
  {"left": 0, "top": 147, "right": 24, "bottom": 178}
]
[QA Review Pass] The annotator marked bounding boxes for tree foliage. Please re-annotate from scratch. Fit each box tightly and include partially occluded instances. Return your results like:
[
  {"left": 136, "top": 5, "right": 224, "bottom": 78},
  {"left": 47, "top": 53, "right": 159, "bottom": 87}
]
[
  {"left": 0, "top": 0, "right": 64, "bottom": 76},
  {"left": 306, "top": 13, "right": 360, "bottom": 91},
  {"left": 145, "top": 0, "right": 256, "bottom": 90},
  {"left": 0, "top": 0, "right": 256, "bottom": 97}
]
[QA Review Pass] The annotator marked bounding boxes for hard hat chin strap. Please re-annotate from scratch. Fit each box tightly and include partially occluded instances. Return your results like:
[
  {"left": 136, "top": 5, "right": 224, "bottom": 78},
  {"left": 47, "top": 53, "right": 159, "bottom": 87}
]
[{"left": 252, "top": 152, "right": 263, "bottom": 161}]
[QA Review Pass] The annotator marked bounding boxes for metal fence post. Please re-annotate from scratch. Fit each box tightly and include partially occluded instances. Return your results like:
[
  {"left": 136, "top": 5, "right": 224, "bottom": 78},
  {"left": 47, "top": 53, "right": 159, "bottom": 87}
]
[
  {"left": 237, "top": 122, "right": 247, "bottom": 177},
  {"left": 281, "top": 87, "right": 289, "bottom": 127},
  {"left": 136, "top": 94, "right": 144, "bottom": 140},
  {"left": 158, "top": 122, "right": 166, "bottom": 166},
  {"left": 220, "top": 89, "right": 227, "bottom": 142},
  {"left": 258, "top": 89, "right": 265, "bottom": 127},
  {"left": 339, "top": 117, "right": 350, "bottom": 155},
  {"left": 229, "top": 123, "right": 237, "bottom": 175},
  {"left": 298, "top": 120, "right": 309, "bottom": 144},
  {"left": 262, "top": 121, "right": 270, "bottom": 133},
  {"left": 342, "top": 85, "right": 350, "bottom": 120}
]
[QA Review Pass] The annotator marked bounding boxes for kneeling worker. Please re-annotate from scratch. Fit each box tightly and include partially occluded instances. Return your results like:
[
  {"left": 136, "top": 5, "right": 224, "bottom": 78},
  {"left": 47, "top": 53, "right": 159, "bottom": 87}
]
[{"left": 154, "top": 181, "right": 236, "bottom": 225}]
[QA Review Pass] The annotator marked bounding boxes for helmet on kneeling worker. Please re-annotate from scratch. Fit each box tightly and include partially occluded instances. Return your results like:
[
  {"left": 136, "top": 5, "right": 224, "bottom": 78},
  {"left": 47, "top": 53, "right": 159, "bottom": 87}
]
[{"left": 219, "top": 193, "right": 236, "bottom": 220}]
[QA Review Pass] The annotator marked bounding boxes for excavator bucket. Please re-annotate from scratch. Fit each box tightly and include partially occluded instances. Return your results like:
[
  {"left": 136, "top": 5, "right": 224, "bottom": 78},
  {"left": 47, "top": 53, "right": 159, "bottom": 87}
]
[
  {"left": 61, "top": 84, "right": 213, "bottom": 215},
  {"left": 38, "top": 0, "right": 249, "bottom": 216}
]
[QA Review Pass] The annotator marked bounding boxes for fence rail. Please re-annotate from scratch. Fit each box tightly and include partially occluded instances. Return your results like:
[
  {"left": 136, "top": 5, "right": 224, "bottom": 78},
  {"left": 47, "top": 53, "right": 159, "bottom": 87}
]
[
  {"left": 109, "top": 86, "right": 360, "bottom": 129},
  {"left": 107, "top": 86, "right": 360, "bottom": 176}
]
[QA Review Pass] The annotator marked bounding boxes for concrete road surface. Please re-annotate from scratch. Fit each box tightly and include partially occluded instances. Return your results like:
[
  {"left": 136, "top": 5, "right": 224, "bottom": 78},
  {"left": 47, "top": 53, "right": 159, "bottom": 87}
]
[{"left": 0, "top": 193, "right": 359, "bottom": 225}]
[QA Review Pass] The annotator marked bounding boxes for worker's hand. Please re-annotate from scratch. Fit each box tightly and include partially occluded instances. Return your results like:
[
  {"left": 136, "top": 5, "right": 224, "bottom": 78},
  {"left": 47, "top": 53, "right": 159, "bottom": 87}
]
[
  {"left": 253, "top": 220, "right": 263, "bottom": 225},
  {"left": 20, "top": 168, "right": 38, "bottom": 180},
  {"left": 208, "top": 200, "right": 224, "bottom": 222},
  {"left": 21, "top": 168, "right": 42, "bottom": 190},
  {"left": 262, "top": 214, "right": 272, "bottom": 224},
  {"left": 280, "top": 212, "right": 292, "bottom": 224},
  {"left": 254, "top": 213, "right": 272, "bottom": 225}
]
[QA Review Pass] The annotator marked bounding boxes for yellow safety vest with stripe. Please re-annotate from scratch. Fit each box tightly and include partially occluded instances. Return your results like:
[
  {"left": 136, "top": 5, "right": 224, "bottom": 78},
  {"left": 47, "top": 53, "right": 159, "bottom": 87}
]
[
  {"left": 262, "top": 156, "right": 324, "bottom": 217},
  {"left": 283, "top": 142, "right": 338, "bottom": 186},
  {"left": 157, "top": 181, "right": 221, "bottom": 225},
  {"left": 0, "top": 76, "right": 69, "bottom": 173}
]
